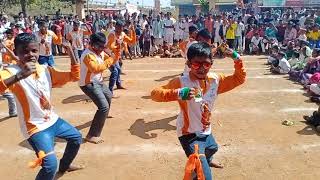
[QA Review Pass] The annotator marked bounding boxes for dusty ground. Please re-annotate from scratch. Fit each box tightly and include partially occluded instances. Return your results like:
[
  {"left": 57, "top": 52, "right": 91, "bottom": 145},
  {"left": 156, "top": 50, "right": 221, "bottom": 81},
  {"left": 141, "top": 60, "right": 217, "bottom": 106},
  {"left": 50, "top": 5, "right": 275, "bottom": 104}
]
[{"left": 0, "top": 55, "right": 320, "bottom": 180}]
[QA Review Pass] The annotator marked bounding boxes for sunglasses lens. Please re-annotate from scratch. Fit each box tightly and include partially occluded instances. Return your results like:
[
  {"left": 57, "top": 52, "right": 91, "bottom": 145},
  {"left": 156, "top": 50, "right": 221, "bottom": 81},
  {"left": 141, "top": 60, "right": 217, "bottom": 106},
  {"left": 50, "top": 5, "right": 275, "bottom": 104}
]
[
  {"left": 203, "top": 63, "right": 211, "bottom": 69},
  {"left": 191, "top": 63, "right": 200, "bottom": 69}
]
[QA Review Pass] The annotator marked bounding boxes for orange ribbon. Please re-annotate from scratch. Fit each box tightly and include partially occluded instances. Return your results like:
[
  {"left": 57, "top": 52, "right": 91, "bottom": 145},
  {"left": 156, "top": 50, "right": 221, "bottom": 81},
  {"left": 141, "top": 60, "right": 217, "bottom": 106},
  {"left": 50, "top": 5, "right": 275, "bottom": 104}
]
[
  {"left": 183, "top": 144, "right": 205, "bottom": 180},
  {"left": 28, "top": 151, "right": 54, "bottom": 169}
]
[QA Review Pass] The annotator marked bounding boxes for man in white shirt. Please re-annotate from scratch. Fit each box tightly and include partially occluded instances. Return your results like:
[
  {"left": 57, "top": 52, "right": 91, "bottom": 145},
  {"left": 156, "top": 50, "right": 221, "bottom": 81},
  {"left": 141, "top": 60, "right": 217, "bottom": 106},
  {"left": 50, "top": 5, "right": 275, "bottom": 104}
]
[
  {"left": 235, "top": 17, "right": 245, "bottom": 54},
  {"left": 174, "top": 15, "right": 185, "bottom": 41},
  {"left": 152, "top": 15, "right": 164, "bottom": 48},
  {"left": 183, "top": 15, "right": 190, "bottom": 40},
  {"left": 214, "top": 15, "right": 222, "bottom": 46},
  {"left": 164, "top": 12, "right": 174, "bottom": 45}
]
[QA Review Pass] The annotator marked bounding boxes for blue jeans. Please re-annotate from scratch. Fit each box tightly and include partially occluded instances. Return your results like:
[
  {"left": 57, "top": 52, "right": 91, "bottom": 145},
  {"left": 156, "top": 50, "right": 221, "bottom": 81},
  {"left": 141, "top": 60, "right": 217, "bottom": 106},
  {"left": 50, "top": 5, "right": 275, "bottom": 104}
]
[
  {"left": 309, "top": 40, "right": 320, "bottom": 49},
  {"left": 3, "top": 92, "right": 17, "bottom": 116},
  {"left": 38, "top": 55, "right": 55, "bottom": 67},
  {"left": 77, "top": 49, "right": 84, "bottom": 60},
  {"left": 179, "top": 133, "right": 218, "bottom": 180},
  {"left": 109, "top": 61, "right": 122, "bottom": 92},
  {"left": 80, "top": 82, "right": 112, "bottom": 137},
  {"left": 28, "top": 118, "right": 82, "bottom": 180}
]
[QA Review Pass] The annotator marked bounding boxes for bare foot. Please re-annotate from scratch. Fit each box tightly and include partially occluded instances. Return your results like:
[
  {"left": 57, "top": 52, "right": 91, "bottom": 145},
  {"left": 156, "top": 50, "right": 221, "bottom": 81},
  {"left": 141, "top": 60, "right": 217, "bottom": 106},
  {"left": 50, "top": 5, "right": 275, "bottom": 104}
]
[
  {"left": 65, "top": 164, "right": 85, "bottom": 172},
  {"left": 85, "top": 136, "right": 104, "bottom": 144},
  {"left": 209, "top": 162, "right": 223, "bottom": 169}
]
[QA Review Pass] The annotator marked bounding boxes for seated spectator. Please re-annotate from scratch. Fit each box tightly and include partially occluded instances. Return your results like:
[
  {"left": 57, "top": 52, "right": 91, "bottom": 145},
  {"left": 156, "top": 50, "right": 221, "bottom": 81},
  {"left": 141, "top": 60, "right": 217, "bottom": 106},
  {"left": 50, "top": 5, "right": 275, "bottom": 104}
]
[
  {"left": 267, "top": 45, "right": 280, "bottom": 65},
  {"left": 271, "top": 51, "right": 291, "bottom": 74},
  {"left": 307, "top": 24, "right": 320, "bottom": 49},
  {"left": 250, "top": 32, "right": 264, "bottom": 54},
  {"left": 290, "top": 48, "right": 320, "bottom": 84},
  {"left": 291, "top": 45, "right": 312, "bottom": 71},
  {"left": 161, "top": 40, "right": 182, "bottom": 58},
  {"left": 288, "top": 50, "right": 300, "bottom": 67}
]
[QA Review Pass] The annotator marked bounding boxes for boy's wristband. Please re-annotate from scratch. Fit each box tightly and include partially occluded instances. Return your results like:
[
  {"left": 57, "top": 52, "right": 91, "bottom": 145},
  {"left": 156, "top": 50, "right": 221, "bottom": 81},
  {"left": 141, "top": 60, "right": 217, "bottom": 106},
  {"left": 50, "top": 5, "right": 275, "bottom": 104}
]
[
  {"left": 232, "top": 51, "right": 240, "bottom": 60},
  {"left": 178, "top": 87, "right": 191, "bottom": 100}
]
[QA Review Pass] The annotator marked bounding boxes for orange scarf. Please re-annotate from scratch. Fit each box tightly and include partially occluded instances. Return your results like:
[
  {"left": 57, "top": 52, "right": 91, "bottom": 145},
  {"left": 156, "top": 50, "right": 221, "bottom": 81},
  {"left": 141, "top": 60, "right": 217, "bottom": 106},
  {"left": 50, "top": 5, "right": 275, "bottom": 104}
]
[{"left": 183, "top": 144, "right": 205, "bottom": 180}]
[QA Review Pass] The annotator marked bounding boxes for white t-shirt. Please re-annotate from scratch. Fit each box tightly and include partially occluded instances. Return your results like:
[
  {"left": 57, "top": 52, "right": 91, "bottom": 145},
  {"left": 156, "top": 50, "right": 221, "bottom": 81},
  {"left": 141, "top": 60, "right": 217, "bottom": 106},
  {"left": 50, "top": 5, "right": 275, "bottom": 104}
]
[
  {"left": 278, "top": 58, "right": 291, "bottom": 74},
  {"left": 236, "top": 22, "right": 245, "bottom": 37},
  {"left": 251, "top": 36, "right": 262, "bottom": 46}
]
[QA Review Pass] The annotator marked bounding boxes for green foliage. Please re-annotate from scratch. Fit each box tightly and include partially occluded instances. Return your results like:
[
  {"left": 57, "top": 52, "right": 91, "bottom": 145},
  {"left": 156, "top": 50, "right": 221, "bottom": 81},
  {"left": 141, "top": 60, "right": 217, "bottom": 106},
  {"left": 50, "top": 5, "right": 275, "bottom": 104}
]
[{"left": 198, "top": 0, "right": 209, "bottom": 13}]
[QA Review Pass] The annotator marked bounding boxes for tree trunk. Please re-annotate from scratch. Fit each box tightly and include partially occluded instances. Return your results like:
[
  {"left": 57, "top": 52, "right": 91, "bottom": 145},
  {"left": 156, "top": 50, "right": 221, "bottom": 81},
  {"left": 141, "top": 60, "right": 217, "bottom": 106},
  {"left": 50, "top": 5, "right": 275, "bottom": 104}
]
[{"left": 20, "top": 0, "right": 27, "bottom": 16}]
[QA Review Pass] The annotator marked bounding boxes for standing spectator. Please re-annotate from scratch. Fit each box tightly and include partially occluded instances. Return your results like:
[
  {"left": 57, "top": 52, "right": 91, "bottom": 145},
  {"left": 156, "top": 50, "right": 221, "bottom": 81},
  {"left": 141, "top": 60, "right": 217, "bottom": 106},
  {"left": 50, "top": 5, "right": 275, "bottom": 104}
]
[
  {"left": 235, "top": 17, "right": 245, "bottom": 54},
  {"left": 142, "top": 24, "right": 152, "bottom": 57},
  {"left": 226, "top": 17, "right": 237, "bottom": 48},
  {"left": 152, "top": 15, "right": 164, "bottom": 50},
  {"left": 164, "top": 12, "right": 174, "bottom": 45},
  {"left": 214, "top": 15, "right": 222, "bottom": 46},
  {"left": 174, "top": 15, "right": 185, "bottom": 41},
  {"left": 204, "top": 14, "right": 214, "bottom": 42}
]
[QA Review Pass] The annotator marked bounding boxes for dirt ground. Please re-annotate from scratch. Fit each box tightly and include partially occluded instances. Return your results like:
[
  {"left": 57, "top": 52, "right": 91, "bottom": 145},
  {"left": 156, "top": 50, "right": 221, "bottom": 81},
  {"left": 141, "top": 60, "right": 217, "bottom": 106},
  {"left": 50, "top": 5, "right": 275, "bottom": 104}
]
[{"left": 0, "top": 55, "right": 320, "bottom": 180}]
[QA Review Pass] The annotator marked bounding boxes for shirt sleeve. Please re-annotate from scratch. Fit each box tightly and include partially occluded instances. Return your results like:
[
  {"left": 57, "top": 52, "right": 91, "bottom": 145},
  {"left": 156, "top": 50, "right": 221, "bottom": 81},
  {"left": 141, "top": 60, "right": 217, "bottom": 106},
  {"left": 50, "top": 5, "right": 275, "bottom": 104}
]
[
  {"left": 48, "top": 64, "right": 80, "bottom": 88},
  {"left": 83, "top": 53, "right": 109, "bottom": 73},
  {"left": 51, "top": 31, "right": 62, "bottom": 45},
  {"left": 217, "top": 60, "right": 246, "bottom": 94},
  {"left": 123, "top": 29, "right": 137, "bottom": 45},
  {"left": 0, "top": 69, "right": 13, "bottom": 93},
  {"left": 151, "top": 77, "right": 181, "bottom": 102}
]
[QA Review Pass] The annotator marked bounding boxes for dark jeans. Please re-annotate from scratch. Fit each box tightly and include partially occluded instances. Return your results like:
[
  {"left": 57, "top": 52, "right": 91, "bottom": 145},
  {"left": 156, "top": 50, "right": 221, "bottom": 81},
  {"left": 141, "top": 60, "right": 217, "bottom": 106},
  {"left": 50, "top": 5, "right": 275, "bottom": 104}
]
[
  {"left": 143, "top": 41, "right": 151, "bottom": 56},
  {"left": 38, "top": 55, "right": 55, "bottom": 67},
  {"left": 109, "top": 61, "right": 122, "bottom": 92},
  {"left": 80, "top": 82, "right": 112, "bottom": 137},
  {"left": 28, "top": 118, "right": 82, "bottom": 180},
  {"left": 226, "top": 39, "right": 235, "bottom": 49},
  {"left": 179, "top": 133, "right": 218, "bottom": 180},
  {"left": 78, "top": 49, "right": 84, "bottom": 59}
]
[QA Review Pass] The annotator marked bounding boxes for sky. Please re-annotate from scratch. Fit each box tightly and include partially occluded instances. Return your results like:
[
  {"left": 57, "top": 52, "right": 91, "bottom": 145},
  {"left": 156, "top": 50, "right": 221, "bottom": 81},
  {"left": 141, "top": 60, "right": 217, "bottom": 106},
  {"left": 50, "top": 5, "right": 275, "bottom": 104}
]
[{"left": 92, "top": 0, "right": 172, "bottom": 7}]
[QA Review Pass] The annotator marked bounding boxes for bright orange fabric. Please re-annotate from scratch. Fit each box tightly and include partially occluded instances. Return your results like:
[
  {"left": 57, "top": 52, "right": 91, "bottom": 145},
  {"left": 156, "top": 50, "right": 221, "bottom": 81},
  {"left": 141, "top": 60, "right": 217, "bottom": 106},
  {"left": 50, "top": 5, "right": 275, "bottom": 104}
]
[
  {"left": 28, "top": 151, "right": 54, "bottom": 168},
  {"left": 183, "top": 144, "right": 205, "bottom": 180},
  {"left": 48, "top": 64, "right": 80, "bottom": 88}
]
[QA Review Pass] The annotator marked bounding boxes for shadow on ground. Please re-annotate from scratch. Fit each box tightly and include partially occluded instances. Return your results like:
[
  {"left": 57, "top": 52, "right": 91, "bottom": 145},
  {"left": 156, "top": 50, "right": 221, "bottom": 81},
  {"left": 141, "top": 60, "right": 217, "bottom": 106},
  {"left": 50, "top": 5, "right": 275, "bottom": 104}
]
[
  {"left": 62, "top": 94, "right": 91, "bottom": 104},
  {"left": 128, "top": 115, "right": 177, "bottom": 139},
  {"left": 155, "top": 74, "right": 180, "bottom": 82}
]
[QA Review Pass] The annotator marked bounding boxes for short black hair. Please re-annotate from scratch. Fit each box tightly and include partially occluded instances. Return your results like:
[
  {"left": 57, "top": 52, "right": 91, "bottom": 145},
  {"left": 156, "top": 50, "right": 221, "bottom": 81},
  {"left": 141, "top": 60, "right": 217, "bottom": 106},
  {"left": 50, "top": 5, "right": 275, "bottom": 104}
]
[
  {"left": 314, "top": 48, "right": 320, "bottom": 55},
  {"left": 115, "top": 20, "right": 125, "bottom": 27},
  {"left": 90, "top": 32, "right": 106, "bottom": 45},
  {"left": 187, "top": 42, "right": 212, "bottom": 61},
  {"left": 5, "top": 29, "right": 13, "bottom": 35},
  {"left": 189, "top": 25, "right": 198, "bottom": 34},
  {"left": 38, "top": 20, "right": 48, "bottom": 27},
  {"left": 196, "top": 28, "right": 212, "bottom": 40},
  {"left": 14, "top": 33, "right": 37, "bottom": 50}
]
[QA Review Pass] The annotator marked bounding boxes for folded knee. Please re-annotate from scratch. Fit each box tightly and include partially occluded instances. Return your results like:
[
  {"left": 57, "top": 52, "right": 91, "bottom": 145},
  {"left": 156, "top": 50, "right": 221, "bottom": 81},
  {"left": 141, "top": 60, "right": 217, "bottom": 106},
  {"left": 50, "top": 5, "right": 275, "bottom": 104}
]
[{"left": 42, "top": 154, "right": 58, "bottom": 174}]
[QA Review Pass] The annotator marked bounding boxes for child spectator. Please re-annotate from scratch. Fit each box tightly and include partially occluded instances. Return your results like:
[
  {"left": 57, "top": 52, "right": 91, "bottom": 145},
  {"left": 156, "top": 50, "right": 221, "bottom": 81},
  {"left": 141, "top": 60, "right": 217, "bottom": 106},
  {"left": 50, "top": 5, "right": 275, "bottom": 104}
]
[
  {"left": 271, "top": 51, "right": 291, "bottom": 74},
  {"left": 142, "top": 24, "right": 152, "bottom": 57},
  {"left": 250, "top": 32, "right": 263, "bottom": 54}
]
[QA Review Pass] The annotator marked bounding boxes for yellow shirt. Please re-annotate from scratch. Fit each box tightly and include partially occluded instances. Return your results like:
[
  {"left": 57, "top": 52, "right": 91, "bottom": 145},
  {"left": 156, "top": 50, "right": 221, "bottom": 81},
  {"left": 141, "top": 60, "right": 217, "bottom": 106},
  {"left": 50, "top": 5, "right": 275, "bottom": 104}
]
[
  {"left": 307, "top": 30, "right": 320, "bottom": 41},
  {"left": 226, "top": 23, "right": 237, "bottom": 40}
]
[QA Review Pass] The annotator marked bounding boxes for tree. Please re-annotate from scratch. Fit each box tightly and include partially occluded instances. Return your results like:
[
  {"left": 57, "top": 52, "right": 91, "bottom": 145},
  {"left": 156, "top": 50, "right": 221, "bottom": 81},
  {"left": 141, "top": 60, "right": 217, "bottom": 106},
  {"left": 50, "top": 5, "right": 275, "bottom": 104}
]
[
  {"left": 20, "top": 0, "right": 27, "bottom": 15},
  {"left": 198, "top": 0, "right": 209, "bottom": 13}
]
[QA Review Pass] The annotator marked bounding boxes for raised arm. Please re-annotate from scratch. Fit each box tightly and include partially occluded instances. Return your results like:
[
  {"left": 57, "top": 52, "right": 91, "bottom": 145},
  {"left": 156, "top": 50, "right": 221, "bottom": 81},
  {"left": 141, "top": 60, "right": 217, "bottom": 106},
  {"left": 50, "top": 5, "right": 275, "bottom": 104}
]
[
  {"left": 151, "top": 77, "right": 181, "bottom": 102},
  {"left": 217, "top": 50, "right": 246, "bottom": 94},
  {"left": 48, "top": 45, "right": 80, "bottom": 88}
]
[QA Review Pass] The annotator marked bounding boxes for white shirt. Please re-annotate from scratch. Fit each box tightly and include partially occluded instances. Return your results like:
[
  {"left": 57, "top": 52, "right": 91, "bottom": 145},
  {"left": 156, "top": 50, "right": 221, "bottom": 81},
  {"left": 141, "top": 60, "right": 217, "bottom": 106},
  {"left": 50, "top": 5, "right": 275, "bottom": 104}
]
[
  {"left": 164, "top": 19, "right": 174, "bottom": 34},
  {"left": 236, "top": 22, "right": 244, "bottom": 37},
  {"left": 214, "top": 20, "right": 222, "bottom": 36},
  {"left": 299, "top": 16, "right": 306, "bottom": 28},
  {"left": 251, "top": 36, "right": 262, "bottom": 46},
  {"left": 298, "top": 34, "right": 307, "bottom": 41},
  {"left": 278, "top": 58, "right": 291, "bottom": 74}
]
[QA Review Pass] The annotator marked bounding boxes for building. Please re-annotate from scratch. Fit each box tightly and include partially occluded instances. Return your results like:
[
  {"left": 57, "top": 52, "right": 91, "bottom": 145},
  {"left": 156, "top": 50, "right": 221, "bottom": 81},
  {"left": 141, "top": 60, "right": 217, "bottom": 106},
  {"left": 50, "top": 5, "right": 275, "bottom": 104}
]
[{"left": 171, "top": 0, "right": 237, "bottom": 16}]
